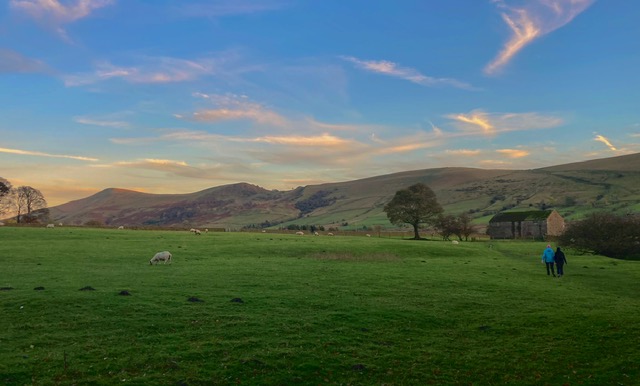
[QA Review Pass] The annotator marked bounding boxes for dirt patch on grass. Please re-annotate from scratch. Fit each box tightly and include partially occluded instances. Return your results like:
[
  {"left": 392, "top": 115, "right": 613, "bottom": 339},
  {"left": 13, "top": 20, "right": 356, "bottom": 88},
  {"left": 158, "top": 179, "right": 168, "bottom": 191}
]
[{"left": 310, "top": 252, "right": 400, "bottom": 261}]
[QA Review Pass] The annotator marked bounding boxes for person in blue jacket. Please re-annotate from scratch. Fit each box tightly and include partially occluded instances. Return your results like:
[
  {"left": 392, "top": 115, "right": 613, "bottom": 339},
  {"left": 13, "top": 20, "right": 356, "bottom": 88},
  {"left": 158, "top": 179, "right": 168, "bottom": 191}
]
[{"left": 541, "top": 244, "right": 556, "bottom": 277}]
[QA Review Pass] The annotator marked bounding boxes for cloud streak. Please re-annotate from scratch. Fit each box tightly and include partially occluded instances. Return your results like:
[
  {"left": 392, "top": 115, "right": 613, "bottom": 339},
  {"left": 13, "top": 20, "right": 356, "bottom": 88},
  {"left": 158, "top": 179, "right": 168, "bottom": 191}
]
[
  {"left": 486, "top": 0, "right": 595, "bottom": 74},
  {"left": 178, "top": 0, "right": 286, "bottom": 18},
  {"left": 594, "top": 134, "right": 617, "bottom": 151},
  {"left": 10, "top": 0, "right": 115, "bottom": 40},
  {"left": 64, "top": 57, "right": 221, "bottom": 86},
  {"left": 0, "top": 49, "right": 49, "bottom": 74},
  {"left": 447, "top": 109, "right": 563, "bottom": 135},
  {"left": 74, "top": 116, "right": 130, "bottom": 128},
  {"left": 0, "top": 147, "right": 98, "bottom": 161},
  {"left": 342, "top": 56, "right": 474, "bottom": 90}
]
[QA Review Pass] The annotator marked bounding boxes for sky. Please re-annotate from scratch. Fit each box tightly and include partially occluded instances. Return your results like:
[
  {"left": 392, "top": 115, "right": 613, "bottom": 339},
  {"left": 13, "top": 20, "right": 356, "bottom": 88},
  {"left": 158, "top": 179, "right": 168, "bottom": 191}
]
[{"left": 1, "top": 0, "right": 639, "bottom": 207}]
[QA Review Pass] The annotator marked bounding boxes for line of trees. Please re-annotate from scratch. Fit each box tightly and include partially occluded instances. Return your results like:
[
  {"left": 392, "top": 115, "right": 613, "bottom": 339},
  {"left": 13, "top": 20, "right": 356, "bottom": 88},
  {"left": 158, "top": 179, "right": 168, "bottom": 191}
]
[{"left": 0, "top": 177, "right": 48, "bottom": 223}]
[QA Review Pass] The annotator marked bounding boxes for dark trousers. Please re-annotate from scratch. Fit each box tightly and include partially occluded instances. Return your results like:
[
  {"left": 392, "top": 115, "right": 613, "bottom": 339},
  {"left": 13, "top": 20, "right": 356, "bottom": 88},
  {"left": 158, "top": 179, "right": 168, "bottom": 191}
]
[
  {"left": 557, "top": 263, "right": 564, "bottom": 276},
  {"left": 545, "top": 262, "right": 555, "bottom": 276}
]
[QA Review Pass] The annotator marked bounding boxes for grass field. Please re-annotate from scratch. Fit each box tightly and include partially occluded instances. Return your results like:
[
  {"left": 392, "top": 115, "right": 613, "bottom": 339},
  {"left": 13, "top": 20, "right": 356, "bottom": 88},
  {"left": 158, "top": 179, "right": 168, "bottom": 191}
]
[{"left": 1, "top": 227, "right": 639, "bottom": 385}]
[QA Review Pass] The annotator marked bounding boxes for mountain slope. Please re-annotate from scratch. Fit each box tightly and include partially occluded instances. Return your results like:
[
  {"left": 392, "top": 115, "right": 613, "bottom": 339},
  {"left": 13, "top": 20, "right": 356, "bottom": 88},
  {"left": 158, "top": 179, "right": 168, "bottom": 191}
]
[{"left": 48, "top": 153, "right": 640, "bottom": 228}]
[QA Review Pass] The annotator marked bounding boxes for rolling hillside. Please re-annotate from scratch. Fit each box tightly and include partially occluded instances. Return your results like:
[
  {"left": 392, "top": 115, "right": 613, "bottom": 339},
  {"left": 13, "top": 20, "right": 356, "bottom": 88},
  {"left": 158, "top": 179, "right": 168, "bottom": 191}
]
[{"left": 47, "top": 153, "right": 640, "bottom": 229}]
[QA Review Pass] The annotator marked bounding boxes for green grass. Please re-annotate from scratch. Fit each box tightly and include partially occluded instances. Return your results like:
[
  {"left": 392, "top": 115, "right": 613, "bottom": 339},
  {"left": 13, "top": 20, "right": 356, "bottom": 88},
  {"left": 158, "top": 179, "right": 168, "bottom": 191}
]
[{"left": 1, "top": 227, "right": 639, "bottom": 385}]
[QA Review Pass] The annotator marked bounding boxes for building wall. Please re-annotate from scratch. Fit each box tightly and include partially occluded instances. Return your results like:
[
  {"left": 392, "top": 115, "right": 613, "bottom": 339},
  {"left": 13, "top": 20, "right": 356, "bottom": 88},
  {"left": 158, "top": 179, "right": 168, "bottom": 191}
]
[
  {"left": 546, "top": 211, "right": 565, "bottom": 236},
  {"left": 488, "top": 220, "right": 549, "bottom": 239}
]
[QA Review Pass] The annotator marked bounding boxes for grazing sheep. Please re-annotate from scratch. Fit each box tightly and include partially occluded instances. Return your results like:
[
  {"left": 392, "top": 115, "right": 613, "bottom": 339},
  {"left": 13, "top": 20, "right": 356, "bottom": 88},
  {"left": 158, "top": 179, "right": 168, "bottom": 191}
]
[
  {"left": 150, "top": 251, "right": 172, "bottom": 265},
  {"left": 366, "top": 234, "right": 371, "bottom": 237},
  {"left": 189, "top": 228, "right": 196, "bottom": 233},
  {"left": 117, "top": 226, "right": 124, "bottom": 230},
  {"left": 314, "top": 231, "right": 319, "bottom": 236},
  {"left": 194, "top": 229, "right": 201, "bottom": 235},
  {"left": 295, "top": 231, "right": 304, "bottom": 236},
  {"left": 46, "top": 224, "right": 55, "bottom": 228},
  {"left": 452, "top": 240, "right": 459, "bottom": 245},
  {"left": 327, "top": 232, "right": 334, "bottom": 236},
  {"left": 205, "top": 229, "right": 209, "bottom": 233}
]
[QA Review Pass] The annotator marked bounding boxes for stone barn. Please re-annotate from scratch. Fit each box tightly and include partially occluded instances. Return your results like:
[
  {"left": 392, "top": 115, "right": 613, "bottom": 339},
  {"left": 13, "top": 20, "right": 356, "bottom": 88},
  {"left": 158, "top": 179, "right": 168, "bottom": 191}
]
[{"left": 487, "top": 210, "right": 565, "bottom": 240}]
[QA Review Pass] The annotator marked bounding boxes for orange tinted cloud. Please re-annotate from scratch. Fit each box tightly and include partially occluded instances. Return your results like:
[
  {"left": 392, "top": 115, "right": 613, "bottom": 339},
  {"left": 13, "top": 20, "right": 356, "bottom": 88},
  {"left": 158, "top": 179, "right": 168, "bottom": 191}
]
[
  {"left": 594, "top": 134, "right": 617, "bottom": 151},
  {"left": 496, "top": 148, "right": 530, "bottom": 158},
  {"left": 0, "top": 146, "right": 98, "bottom": 161}
]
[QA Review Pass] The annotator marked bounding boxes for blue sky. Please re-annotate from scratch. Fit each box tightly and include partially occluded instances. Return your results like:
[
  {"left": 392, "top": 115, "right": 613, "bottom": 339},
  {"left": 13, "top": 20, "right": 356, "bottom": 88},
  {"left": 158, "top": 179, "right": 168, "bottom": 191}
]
[{"left": 1, "top": 0, "right": 639, "bottom": 206}]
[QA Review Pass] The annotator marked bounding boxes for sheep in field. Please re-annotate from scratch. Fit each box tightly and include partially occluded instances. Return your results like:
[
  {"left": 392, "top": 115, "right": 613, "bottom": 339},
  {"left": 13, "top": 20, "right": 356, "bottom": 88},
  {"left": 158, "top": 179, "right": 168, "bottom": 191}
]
[
  {"left": 150, "top": 251, "right": 172, "bottom": 265},
  {"left": 295, "top": 231, "right": 304, "bottom": 235},
  {"left": 194, "top": 229, "right": 201, "bottom": 235},
  {"left": 46, "top": 224, "right": 55, "bottom": 228}
]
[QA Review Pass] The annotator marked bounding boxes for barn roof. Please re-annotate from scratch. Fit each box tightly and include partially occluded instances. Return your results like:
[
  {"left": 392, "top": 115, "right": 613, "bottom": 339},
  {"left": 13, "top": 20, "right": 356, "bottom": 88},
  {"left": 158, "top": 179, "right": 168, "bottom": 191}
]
[{"left": 489, "top": 210, "right": 556, "bottom": 223}]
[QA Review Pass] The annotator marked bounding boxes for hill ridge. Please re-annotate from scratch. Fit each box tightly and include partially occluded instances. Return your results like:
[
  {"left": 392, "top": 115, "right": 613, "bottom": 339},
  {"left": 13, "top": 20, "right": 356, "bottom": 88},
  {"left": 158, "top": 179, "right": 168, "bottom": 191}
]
[{"left": 48, "top": 153, "right": 640, "bottom": 228}]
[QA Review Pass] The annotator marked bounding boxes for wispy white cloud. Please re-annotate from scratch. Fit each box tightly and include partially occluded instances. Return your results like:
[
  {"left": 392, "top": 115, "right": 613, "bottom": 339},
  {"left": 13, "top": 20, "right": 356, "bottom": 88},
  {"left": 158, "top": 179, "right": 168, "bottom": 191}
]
[
  {"left": 0, "top": 49, "right": 49, "bottom": 74},
  {"left": 74, "top": 116, "right": 130, "bottom": 128},
  {"left": 447, "top": 109, "right": 563, "bottom": 135},
  {"left": 486, "top": 0, "right": 595, "bottom": 74},
  {"left": 593, "top": 134, "right": 617, "bottom": 151},
  {"left": 10, "top": 0, "right": 114, "bottom": 23},
  {"left": 10, "top": 0, "right": 115, "bottom": 41},
  {"left": 178, "top": 0, "right": 286, "bottom": 18},
  {"left": 342, "top": 56, "right": 474, "bottom": 90},
  {"left": 180, "top": 93, "right": 289, "bottom": 127},
  {"left": 0, "top": 146, "right": 98, "bottom": 161},
  {"left": 64, "top": 57, "right": 219, "bottom": 86}
]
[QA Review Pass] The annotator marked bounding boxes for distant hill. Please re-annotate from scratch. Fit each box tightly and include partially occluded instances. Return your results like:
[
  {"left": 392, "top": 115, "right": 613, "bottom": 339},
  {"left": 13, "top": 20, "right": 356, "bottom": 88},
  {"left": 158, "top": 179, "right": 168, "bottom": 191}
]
[{"left": 48, "top": 153, "right": 640, "bottom": 229}]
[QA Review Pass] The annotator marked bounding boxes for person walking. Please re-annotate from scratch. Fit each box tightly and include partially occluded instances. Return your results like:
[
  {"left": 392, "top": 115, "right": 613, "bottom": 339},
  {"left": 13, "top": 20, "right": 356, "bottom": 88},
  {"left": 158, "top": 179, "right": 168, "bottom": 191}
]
[
  {"left": 554, "top": 247, "right": 567, "bottom": 277},
  {"left": 541, "top": 244, "right": 556, "bottom": 277}
]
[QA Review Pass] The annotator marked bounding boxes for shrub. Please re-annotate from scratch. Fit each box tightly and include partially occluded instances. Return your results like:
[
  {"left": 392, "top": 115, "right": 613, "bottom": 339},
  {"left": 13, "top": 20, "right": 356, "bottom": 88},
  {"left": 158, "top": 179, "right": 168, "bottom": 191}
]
[{"left": 560, "top": 213, "right": 640, "bottom": 260}]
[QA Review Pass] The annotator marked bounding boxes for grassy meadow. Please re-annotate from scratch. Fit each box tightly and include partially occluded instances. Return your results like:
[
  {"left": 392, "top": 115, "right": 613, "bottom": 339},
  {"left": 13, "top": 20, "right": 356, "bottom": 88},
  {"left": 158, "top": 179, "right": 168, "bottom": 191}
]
[{"left": 1, "top": 227, "right": 639, "bottom": 385}]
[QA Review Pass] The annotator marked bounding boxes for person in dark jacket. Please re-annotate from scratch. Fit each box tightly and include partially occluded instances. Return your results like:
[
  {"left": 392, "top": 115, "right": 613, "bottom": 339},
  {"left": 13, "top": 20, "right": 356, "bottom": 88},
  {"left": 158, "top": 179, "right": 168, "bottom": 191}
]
[
  {"left": 554, "top": 247, "right": 567, "bottom": 277},
  {"left": 541, "top": 244, "right": 556, "bottom": 277}
]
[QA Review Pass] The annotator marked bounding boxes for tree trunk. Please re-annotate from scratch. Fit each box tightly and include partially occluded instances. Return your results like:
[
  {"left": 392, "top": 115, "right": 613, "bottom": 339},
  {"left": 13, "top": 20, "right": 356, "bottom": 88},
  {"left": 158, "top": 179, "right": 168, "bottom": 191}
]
[{"left": 412, "top": 224, "right": 421, "bottom": 239}]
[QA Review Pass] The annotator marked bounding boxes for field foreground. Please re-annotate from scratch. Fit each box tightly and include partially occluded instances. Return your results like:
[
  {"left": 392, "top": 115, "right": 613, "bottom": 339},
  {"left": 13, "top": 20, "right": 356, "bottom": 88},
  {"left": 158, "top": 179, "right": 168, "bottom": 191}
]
[{"left": 1, "top": 227, "right": 639, "bottom": 385}]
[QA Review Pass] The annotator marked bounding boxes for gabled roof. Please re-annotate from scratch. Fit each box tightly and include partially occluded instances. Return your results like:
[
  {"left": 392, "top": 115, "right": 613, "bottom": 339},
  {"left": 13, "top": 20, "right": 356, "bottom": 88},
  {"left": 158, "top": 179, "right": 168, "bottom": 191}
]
[{"left": 489, "top": 210, "right": 556, "bottom": 223}]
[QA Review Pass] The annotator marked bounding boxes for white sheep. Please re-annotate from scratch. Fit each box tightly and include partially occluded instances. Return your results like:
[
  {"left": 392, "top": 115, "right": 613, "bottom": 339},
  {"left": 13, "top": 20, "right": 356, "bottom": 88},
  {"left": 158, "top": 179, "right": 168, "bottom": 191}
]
[
  {"left": 327, "top": 232, "right": 334, "bottom": 236},
  {"left": 150, "top": 251, "right": 172, "bottom": 265},
  {"left": 452, "top": 240, "right": 459, "bottom": 245},
  {"left": 295, "top": 231, "right": 304, "bottom": 236},
  {"left": 366, "top": 234, "right": 371, "bottom": 237},
  {"left": 118, "top": 226, "right": 124, "bottom": 230},
  {"left": 46, "top": 224, "right": 55, "bottom": 228},
  {"left": 194, "top": 229, "right": 201, "bottom": 235},
  {"left": 314, "top": 231, "right": 319, "bottom": 236}
]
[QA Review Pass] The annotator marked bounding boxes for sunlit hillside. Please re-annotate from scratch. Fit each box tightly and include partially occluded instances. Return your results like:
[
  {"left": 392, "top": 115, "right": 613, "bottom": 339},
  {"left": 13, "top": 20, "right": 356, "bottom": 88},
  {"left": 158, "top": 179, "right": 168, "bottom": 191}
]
[{"left": 46, "top": 153, "right": 640, "bottom": 229}]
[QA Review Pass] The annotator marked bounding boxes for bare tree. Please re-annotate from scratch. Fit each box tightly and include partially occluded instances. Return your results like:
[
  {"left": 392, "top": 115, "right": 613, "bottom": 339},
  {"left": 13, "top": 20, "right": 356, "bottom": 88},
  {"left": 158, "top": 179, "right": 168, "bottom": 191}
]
[
  {"left": 15, "top": 186, "right": 48, "bottom": 223},
  {"left": 0, "top": 177, "right": 12, "bottom": 218},
  {"left": 457, "top": 212, "right": 476, "bottom": 241}
]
